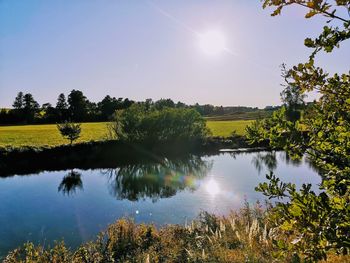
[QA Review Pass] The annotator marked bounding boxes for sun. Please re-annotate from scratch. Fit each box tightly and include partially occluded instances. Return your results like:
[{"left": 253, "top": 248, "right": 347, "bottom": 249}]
[
  {"left": 205, "top": 179, "right": 220, "bottom": 197},
  {"left": 198, "top": 30, "right": 227, "bottom": 56}
]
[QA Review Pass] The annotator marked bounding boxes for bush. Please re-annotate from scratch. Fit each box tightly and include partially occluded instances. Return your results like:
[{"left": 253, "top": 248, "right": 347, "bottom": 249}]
[
  {"left": 57, "top": 122, "right": 81, "bottom": 145},
  {"left": 109, "top": 104, "right": 210, "bottom": 143}
]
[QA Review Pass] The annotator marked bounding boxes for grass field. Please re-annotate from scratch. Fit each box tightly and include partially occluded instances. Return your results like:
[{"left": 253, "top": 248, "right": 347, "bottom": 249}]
[
  {"left": 0, "top": 120, "right": 253, "bottom": 148},
  {"left": 0, "top": 122, "right": 109, "bottom": 148},
  {"left": 206, "top": 120, "right": 253, "bottom": 137}
]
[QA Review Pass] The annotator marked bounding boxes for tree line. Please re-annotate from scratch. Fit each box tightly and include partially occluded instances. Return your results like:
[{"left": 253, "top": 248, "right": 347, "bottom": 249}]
[{"left": 0, "top": 90, "right": 268, "bottom": 125}]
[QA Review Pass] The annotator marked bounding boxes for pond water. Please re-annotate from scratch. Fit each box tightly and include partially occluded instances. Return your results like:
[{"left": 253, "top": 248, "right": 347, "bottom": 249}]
[{"left": 0, "top": 151, "right": 321, "bottom": 258}]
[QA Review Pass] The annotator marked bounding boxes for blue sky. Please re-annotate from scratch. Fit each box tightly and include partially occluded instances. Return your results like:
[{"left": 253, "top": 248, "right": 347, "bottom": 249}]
[{"left": 1, "top": 0, "right": 349, "bottom": 108}]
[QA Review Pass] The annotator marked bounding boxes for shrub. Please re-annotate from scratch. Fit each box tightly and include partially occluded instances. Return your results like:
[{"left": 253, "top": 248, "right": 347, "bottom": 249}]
[
  {"left": 109, "top": 104, "right": 210, "bottom": 143},
  {"left": 57, "top": 122, "right": 81, "bottom": 145}
]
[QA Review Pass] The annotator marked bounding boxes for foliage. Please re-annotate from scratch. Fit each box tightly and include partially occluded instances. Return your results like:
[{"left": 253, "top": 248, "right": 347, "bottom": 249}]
[
  {"left": 245, "top": 0, "right": 350, "bottom": 261},
  {"left": 109, "top": 104, "right": 209, "bottom": 142},
  {"left": 57, "top": 122, "right": 82, "bottom": 145},
  {"left": 67, "top": 90, "right": 89, "bottom": 122},
  {"left": 12, "top": 92, "right": 24, "bottom": 109},
  {"left": 2, "top": 89, "right": 276, "bottom": 125}
]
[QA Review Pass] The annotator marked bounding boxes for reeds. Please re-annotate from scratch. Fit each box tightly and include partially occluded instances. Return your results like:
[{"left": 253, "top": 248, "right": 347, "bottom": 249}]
[{"left": 4, "top": 204, "right": 349, "bottom": 262}]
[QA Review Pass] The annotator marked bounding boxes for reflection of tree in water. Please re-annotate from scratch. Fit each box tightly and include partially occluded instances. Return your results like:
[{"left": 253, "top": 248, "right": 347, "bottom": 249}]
[
  {"left": 252, "top": 151, "right": 322, "bottom": 175},
  {"left": 252, "top": 151, "right": 278, "bottom": 173},
  {"left": 102, "top": 156, "right": 212, "bottom": 202},
  {"left": 58, "top": 170, "right": 83, "bottom": 196}
]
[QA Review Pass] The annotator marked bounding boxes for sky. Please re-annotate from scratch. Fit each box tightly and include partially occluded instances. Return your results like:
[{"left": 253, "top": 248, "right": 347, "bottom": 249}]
[{"left": 0, "top": 0, "right": 349, "bottom": 108}]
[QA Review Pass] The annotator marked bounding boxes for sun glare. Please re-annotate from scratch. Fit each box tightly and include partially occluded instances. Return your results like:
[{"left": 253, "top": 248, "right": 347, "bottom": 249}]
[
  {"left": 205, "top": 178, "right": 220, "bottom": 197},
  {"left": 198, "top": 30, "right": 227, "bottom": 56}
]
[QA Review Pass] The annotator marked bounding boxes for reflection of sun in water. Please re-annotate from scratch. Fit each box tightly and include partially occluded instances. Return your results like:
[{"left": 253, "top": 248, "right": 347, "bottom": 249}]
[
  {"left": 205, "top": 179, "right": 220, "bottom": 197},
  {"left": 198, "top": 30, "right": 227, "bottom": 56}
]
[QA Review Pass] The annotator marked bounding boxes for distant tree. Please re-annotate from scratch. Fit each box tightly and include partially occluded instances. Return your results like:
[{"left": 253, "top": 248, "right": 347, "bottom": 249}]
[
  {"left": 67, "top": 90, "right": 88, "bottom": 121},
  {"left": 154, "top": 98, "right": 175, "bottom": 110},
  {"left": 41, "top": 103, "right": 58, "bottom": 123},
  {"left": 176, "top": 101, "right": 186, "bottom": 108},
  {"left": 202, "top": 104, "right": 215, "bottom": 115},
  {"left": 280, "top": 64, "right": 306, "bottom": 122},
  {"left": 86, "top": 100, "right": 98, "bottom": 121},
  {"left": 23, "top": 93, "right": 39, "bottom": 111},
  {"left": 144, "top": 98, "right": 154, "bottom": 110},
  {"left": 55, "top": 93, "right": 68, "bottom": 121},
  {"left": 12, "top": 92, "right": 24, "bottom": 109},
  {"left": 98, "top": 95, "right": 119, "bottom": 120},
  {"left": 122, "top": 98, "right": 134, "bottom": 109},
  {"left": 56, "top": 93, "right": 68, "bottom": 110},
  {"left": 22, "top": 93, "right": 39, "bottom": 123},
  {"left": 57, "top": 122, "right": 81, "bottom": 145}
]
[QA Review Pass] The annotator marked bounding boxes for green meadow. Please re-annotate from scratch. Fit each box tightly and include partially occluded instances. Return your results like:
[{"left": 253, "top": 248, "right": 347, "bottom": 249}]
[
  {"left": 0, "top": 120, "right": 252, "bottom": 148},
  {"left": 206, "top": 120, "right": 253, "bottom": 137},
  {"left": 0, "top": 122, "right": 109, "bottom": 148}
]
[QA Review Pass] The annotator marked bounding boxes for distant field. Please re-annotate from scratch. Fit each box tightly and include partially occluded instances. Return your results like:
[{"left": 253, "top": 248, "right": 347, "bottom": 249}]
[
  {"left": 205, "top": 111, "right": 271, "bottom": 121},
  {"left": 206, "top": 120, "right": 253, "bottom": 137},
  {"left": 0, "top": 120, "right": 253, "bottom": 148}
]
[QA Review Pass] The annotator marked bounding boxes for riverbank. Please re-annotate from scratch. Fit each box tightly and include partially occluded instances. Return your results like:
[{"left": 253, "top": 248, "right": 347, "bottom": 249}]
[
  {"left": 3, "top": 206, "right": 347, "bottom": 263},
  {"left": 0, "top": 137, "right": 269, "bottom": 177}
]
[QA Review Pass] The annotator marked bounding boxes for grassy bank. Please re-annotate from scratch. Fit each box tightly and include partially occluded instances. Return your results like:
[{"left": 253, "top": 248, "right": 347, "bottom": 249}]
[
  {"left": 3, "top": 205, "right": 347, "bottom": 263},
  {"left": 0, "top": 120, "right": 252, "bottom": 148}
]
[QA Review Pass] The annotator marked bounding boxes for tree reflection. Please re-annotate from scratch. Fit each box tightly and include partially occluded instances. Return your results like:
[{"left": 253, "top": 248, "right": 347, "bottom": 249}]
[
  {"left": 252, "top": 151, "right": 278, "bottom": 173},
  {"left": 102, "top": 155, "right": 212, "bottom": 202},
  {"left": 252, "top": 151, "right": 322, "bottom": 175},
  {"left": 58, "top": 170, "right": 83, "bottom": 195}
]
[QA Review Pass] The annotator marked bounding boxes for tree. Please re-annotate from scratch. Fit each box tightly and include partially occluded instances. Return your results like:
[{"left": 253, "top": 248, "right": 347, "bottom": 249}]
[
  {"left": 12, "top": 92, "right": 24, "bottom": 109},
  {"left": 154, "top": 98, "right": 175, "bottom": 110},
  {"left": 55, "top": 93, "right": 68, "bottom": 122},
  {"left": 57, "top": 122, "right": 81, "bottom": 145},
  {"left": 67, "top": 90, "right": 88, "bottom": 122},
  {"left": 56, "top": 93, "right": 68, "bottom": 110},
  {"left": 22, "top": 93, "right": 39, "bottom": 123},
  {"left": 246, "top": 1, "right": 350, "bottom": 260},
  {"left": 23, "top": 93, "right": 39, "bottom": 111},
  {"left": 98, "top": 95, "right": 120, "bottom": 120}
]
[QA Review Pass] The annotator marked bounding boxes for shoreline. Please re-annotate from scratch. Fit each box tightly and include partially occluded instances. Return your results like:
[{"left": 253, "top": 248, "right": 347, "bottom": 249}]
[{"left": 0, "top": 137, "right": 269, "bottom": 177}]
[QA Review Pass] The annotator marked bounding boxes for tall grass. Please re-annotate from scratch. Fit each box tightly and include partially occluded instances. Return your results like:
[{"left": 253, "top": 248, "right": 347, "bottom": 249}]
[{"left": 4, "top": 203, "right": 348, "bottom": 262}]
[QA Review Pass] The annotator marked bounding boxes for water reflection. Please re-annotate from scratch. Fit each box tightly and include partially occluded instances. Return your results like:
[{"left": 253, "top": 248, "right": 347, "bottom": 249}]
[
  {"left": 205, "top": 178, "right": 220, "bottom": 197},
  {"left": 102, "top": 156, "right": 212, "bottom": 202},
  {"left": 58, "top": 170, "right": 83, "bottom": 195},
  {"left": 251, "top": 151, "right": 323, "bottom": 176},
  {"left": 252, "top": 151, "right": 278, "bottom": 173}
]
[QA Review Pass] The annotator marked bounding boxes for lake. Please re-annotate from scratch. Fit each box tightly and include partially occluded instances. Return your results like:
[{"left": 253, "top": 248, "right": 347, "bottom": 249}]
[{"left": 0, "top": 151, "right": 321, "bottom": 258}]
